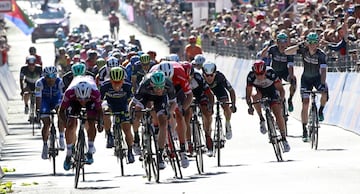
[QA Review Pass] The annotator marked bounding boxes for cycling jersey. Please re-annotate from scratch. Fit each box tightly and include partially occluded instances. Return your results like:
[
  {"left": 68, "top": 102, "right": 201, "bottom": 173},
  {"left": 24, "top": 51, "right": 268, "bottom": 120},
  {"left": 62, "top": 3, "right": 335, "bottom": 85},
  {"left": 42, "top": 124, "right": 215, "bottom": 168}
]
[
  {"left": 100, "top": 80, "right": 132, "bottom": 112},
  {"left": 108, "top": 15, "right": 119, "bottom": 26},
  {"left": 297, "top": 44, "right": 327, "bottom": 78},
  {"left": 206, "top": 70, "right": 233, "bottom": 100},
  {"left": 133, "top": 74, "right": 176, "bottom": 113},
  {"left": 35, "top": 77, "right": 64, "bottom": 116},
  {"left": 131, "top": 63, "right": 148, "bottom": 86},
  {"left": 268, "top": 45, "right": 294, "bottom": 72},
  {"left": 246, "top": 67, "right": 281, "bottom": 100},
  {"left": 191, "top": 71, "right": 211, "bottom": 100},
  {"left": 150, "top": 62, "right": 192, "bottom": 94},
  {"left": 20, "top": 65, "right": 43, "bottom": 90}
]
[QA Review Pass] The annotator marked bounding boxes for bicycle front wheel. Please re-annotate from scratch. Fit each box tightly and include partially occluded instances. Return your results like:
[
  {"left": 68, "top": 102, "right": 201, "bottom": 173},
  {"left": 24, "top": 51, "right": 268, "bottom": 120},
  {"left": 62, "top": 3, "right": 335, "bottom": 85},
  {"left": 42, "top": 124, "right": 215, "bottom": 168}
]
[
  {"left": 150, "top": 133, "right": 159, "bottom": 183},
  {"left": 311, "top": 106, "right": 319, "bottom": 150},
  {"left": 74, "top": 132, "right": 85, "bottom": 188},
  {"left": 213, "top": 118, "right": 222, "bottom": 167},
  {"left": 193, "top": 120, "right": 204, "bottom": 174},
  {"left": 266, "top": 112, "right": 283, "bottom": 162}
]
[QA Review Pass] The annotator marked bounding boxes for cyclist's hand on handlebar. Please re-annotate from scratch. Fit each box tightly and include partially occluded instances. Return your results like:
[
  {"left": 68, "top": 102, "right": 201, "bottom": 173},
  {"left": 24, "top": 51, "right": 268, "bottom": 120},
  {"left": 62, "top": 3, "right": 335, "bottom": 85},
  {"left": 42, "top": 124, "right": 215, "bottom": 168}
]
[
  {"left": 248, "top": 107, "right": 254, "bottom": 115},
  {"left": 230, "top": 104, "right": 237, "bottom": 113},
  {"left": 97, "top": 119, "right": 104, "bottom": 133}
]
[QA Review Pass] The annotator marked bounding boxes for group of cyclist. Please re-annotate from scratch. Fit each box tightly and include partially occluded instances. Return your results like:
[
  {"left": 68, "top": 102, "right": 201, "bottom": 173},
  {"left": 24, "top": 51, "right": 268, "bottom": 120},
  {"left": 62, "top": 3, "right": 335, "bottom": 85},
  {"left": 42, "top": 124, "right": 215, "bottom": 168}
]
[{"left": 19, "top": 26, "right": 329, "bottom": 172}]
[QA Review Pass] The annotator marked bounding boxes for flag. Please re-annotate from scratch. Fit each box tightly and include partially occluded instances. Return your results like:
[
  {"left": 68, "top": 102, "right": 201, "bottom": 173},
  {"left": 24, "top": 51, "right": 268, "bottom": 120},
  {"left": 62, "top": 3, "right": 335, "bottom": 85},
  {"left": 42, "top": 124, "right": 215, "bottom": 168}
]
[{"left": 4, "top": 0, "right": 34, "bottom": 35}]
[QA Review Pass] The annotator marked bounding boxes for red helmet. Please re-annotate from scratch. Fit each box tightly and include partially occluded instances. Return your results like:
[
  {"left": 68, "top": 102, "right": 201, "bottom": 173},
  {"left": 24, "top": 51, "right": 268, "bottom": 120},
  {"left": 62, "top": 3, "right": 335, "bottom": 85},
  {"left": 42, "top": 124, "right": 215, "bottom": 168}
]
[
  {"left": 181, "top": 61, "right": 193, "bottom": 76},
  {"left": 252, "top": 60, "right": 266, "bottom": 74},
  {"left": 188, "top": 35, "right": 196, "bottom": 44}
]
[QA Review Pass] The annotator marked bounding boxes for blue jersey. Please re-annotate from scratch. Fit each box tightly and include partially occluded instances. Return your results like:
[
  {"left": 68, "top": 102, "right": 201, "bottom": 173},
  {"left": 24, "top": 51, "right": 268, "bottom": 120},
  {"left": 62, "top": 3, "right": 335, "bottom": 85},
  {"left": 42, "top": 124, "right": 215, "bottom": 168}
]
[
  {"left": 35, "top": 77, "right": 64, "bottom": 115},
  {"left": 100, "top": 80, "right": 133, "bottom": 111}
]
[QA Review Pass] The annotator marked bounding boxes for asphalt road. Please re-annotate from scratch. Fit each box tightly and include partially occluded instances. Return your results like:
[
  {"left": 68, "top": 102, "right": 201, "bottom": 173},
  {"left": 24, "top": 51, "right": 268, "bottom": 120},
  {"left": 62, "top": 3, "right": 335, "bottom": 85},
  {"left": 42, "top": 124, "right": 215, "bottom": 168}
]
[{"left": 1, "top": 1, "right": 360, "bottom": 194}]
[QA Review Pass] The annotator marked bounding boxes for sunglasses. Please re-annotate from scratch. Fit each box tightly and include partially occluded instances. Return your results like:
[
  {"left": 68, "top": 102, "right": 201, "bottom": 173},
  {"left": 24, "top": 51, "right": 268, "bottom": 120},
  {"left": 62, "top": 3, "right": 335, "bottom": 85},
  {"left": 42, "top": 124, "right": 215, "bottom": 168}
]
[
  {"left": 307, "top": 40, "right": 318, "bottom": 45},
  {"left": 46, "top": 73, "right": 56, "bottom": 78},
  {"left": 277, "top": 39, "right": 287, "bottom": 43},
  {"left": 205, "top": 73, "right": 214, "bottom": 77},
  {"left": 153, "top": 85, "right": 165, "bottom": 90}
]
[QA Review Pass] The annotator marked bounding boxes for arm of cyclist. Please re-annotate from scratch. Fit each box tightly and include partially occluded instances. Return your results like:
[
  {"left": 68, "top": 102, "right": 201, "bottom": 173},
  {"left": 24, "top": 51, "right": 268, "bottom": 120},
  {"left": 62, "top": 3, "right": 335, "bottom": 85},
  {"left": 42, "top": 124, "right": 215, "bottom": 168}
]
[
  {"left": 284, "top": 41, "right": 303, "bottom": 55},
  {"left": 245, "top": 84, "right": 254, "bottom": 115},
  {"left": 229, "top": 88, "right": 237, "bottom": 113},
  {"left": 274, "top": 80, "right": 285, "bottom": 102}
]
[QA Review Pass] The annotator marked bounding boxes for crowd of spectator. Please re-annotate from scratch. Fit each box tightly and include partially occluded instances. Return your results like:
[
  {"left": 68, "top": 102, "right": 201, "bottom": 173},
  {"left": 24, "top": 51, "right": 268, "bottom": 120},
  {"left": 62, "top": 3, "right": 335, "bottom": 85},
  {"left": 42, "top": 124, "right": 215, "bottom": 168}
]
[{"left": 127, "top": 0, "right": 360, "bottom": 71}]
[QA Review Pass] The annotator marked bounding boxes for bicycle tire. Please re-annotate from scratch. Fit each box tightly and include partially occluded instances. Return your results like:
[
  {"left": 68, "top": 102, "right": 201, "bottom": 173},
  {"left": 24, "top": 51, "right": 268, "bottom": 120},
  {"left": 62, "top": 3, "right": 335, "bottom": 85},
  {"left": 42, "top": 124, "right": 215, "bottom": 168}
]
[
  {"left": 150, "top": 132, "right": 160, "bottom": 183},
  {"left": 310, "top": 106, "right": 319, "bottom": 150},
  {"left": 214, "top": 118, "right": 222, "bottom": 167},
  {"left": 193, "top": 118, "right": 204, "bottom": 174},
  {"left": 142, "top": 131, "right": 152, "bottom": 181},
  {"left": 266, "top": 111, "right": 283, "bottom": 162},
  {"left": 282, "top": 100, "right": 288, "bottom": 136},
  {"left": 114, "top": 122, "right": 125, "bottom": 176},
  {"left": 167, "top": 127, "right": 182, "bottom": 179},
  {"left": 74, "top": 130, "right": 85, "bottom": 189},
  {"left": 50, "top": 128, "right": 57, "bottom": 176}
]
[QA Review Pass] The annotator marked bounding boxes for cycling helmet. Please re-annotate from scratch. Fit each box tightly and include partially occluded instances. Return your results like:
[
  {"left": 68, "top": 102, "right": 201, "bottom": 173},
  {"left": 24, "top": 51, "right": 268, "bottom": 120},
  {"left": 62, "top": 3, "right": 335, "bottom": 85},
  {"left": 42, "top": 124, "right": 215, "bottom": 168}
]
[
  {"left": 140, "top": 53, "right": 151, "bottom": 64},
  {"left": 150, "top": 70, "right": 166, "bottom": 87},
  {"left": 130, "top": 55, "right": 140, "bottom": 65},
  {"left": 188, "top": 35, "right": 196, "bottom": 44},
  {"left": 74, "top": 81, "right": 92, "bottom": 99},
  {"left": 202, "top": 61, "right": 216, "bottom": 75},
  {"left": 96, "top": 57, "right": 106, "bottom": 68},
  {"left": 43, "top": 66, "right": 57, "bottom": 78},
  {"left": 166, "top": 54, "right": 180, "bottom": 62},
  {"left": 306, "top": 32, "right": 319, "bottom": 43},
  {"left": 110, "top": 67, "right": 125, "bottom": 81},
  {"left": 147, "top": 50, "right": 157, "bottom": 59},
  {"left": 137, "top": 51, "right": 144, "bottom": 56},
  {"left": 71, "top": 62, "right": 86, "bottom": 76},
  {"left": 87, "top": 50, "right": 98, "bottom": 58},
  {"left": 252, "top": 60, "right": 266, "bottom": 74},
  {"left": 29, "top": 46, "right": 36, "bottom": 54},
  {"left": 277, "top": 32, "right": 288, "bottom": 41},
  {"left": 106, "top": 56, "right": 119, "bottom": 68},
  {"left": 181, "top": 61, "right": 193, "bottom": 76},
  {"left": 127, "top": 51, "right": 137, "bottom": 60},
  {"left": 159, "top": 61, "right": 174, "bottom": 78},
  {"left": 194, "top": 54, "right": 206, "bottom": 65},
  {"left": 26, "top": 55, "right": 36, "bottom": 64},
  {"left": 111, "top": 52, "right": 122, "bottom": 59}
]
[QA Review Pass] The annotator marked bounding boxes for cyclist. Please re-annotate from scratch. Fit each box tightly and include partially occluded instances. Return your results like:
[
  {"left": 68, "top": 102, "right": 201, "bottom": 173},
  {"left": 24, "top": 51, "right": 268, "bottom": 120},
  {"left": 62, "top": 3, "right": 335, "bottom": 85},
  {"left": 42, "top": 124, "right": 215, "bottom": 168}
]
[
  {"left": 181, "top": 62, "right": 215, "bottom": 156},
  {"left": 184, "top": 35, "right": 203, "bottom": 62},
  {"left": 96, "top": 57, "right": 106, "bottom": 70},
  {"left": 54, "top": 33, "right": 66, "bottom": 58},
  {"left": 20, "top": 56, "right": 43, "bottom": 114},
  {"left": 108, "top": 11, "right": 119, "bottom": 39},
  {"left": 35, "top": 66, "right": 65, "bottom": 159},
  {"left": 128, "top": 35, "right": 142, "bottom": 51},
  {"left": 202, "top": 61, "right": 236, "bottom": 140},
  {"left": 59, "top": 76, "right": 103, "bottom": 170},
  {"left": 130, "top": 70, "right": 177, "bottom": 169},
  {"left": 147, "top": 50, "right": 158, "bottom": 64},
  {"left": 96, "top": 56, "right": 122, "bottom": 86},
  {"left": 62, "top": 62, "right": 95, "bottom": 91},
  {"left": 131, "top": 53, "right": 152, "bottom": 92},
  {"left": 260, "top": 32, "right": 297, "bottom": 112},
  {"left": 55, "top": 47, "right": 71, "bottom": 76},
  {"left": 245, "top": 60, "right": 290, "bottom": 152},
  {"left": 85, "top": 50, "right": 99, "bottom": 76},
  {"left": 284, "top": 32, "right": 328, "bottom": 142},
  {"left": 192, "top": 54, "right": 206, "bottom": 70},
  {"left": 150, "top": 61, "right": 193, "bottom": 168},
  {"left": 28, "top": 46, "right": 43, "bottom": 67},
  {"left": 99, "top": 67, "right": 135, "bottom": 163}
]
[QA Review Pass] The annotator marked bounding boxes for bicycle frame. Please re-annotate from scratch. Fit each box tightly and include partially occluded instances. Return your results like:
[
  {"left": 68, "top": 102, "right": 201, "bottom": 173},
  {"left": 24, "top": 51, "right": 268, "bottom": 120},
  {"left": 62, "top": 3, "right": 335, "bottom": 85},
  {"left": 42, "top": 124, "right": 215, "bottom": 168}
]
[
  {"left": 304, "top": 90, "right": 321, "bottom": 150},
  {"left": 253, "top": 98, "right": 283, "bottom": 162}
]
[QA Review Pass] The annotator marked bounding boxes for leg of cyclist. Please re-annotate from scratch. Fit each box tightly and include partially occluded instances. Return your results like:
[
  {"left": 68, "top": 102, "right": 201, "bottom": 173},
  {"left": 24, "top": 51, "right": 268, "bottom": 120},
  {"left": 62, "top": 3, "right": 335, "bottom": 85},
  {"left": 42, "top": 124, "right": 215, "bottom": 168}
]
[
  {"left": 272, "top": 102, "right": 290, "bottom": 152},
  {"left": 121, "top": 121, "right": 134, "bottom": 163},
  {"left": 318, "top": 83, "right": 328, "bottom": 122},
  {"left": 220, "top": 98, "right": 232, "bottom": 140},
  {"left": 184, "top": 107, "right": 193, "bottom": 155},
  {"left": 288, "top": 77, "right": 297, "bottom": 112},
  {"left": 102, "top": 104, "right": 114, "bottom": 148},
  {"left": 252, "top": 92, "right": 267, "bottom": 134},
  {"left": 41, "top": 116, "right": 51, "bottom": 159},
  {"left": 85, "top": 104, "right": 102, "bottom": 164},
  {"left": 131, "top": 106, "right": 143, "bottom": 155},
  {"left": 301, "top": 93, "right": 310, "bottom": 142},
  {"left": 23, "top": 87, "right": 31, "bottom": 114}
]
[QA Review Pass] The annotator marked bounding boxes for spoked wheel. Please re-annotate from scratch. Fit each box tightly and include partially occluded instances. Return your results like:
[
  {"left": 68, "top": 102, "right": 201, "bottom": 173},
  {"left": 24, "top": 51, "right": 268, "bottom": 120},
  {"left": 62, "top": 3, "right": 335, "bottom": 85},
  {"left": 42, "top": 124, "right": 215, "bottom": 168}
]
[
  {"left": 282, "top": 100, "right": 288, "bottom": 137},
  {"left": 166, "top": 128, "right": 183, "bottom": 179},
  {"left": 193, "top": 122, "right": 204, "bottom": 174},
  {"left": 213, "top": 119, "right": 223, "bottom": 167},
  {"left": 74, "top": 141, "right": 84, "bottom": 188},
  {"left": 310, "top": 107, "right": 319, "bottom": 150},
  {"left": 114, "top": 127, "right": 125, "bottom": 176},
  {"left": 267, "top": 113, "right": 283, "bottom": 162},
  {"left": 49, "top": 134, "right": 57, "bottom": 176},
  {"left": 150, "top": 134, "right": 159, "bottom": 183}
]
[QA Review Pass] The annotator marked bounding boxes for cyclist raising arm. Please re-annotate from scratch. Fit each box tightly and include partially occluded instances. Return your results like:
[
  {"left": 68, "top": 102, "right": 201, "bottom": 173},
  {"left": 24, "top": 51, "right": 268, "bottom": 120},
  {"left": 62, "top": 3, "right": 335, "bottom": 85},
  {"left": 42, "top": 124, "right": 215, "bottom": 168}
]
[
  {"left": 245, "top": 60, "right": 290, "bottom": 152},
  {"left": 284, "top": 32, "right": 328, "bottom": 142}
]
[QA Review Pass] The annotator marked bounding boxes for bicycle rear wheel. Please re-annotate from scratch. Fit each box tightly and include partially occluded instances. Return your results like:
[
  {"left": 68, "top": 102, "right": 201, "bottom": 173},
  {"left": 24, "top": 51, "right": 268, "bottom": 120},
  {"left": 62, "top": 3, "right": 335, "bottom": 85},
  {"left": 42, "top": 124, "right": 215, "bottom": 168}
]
[
  {"left": 150, "top": 133, "right": 159, "bottom": 182},
  {"left": 193, "top": 120, "right": 204, "bottom": 174},
  {"left": 167, "top": 127, "right": 182, "bottom": 179}
]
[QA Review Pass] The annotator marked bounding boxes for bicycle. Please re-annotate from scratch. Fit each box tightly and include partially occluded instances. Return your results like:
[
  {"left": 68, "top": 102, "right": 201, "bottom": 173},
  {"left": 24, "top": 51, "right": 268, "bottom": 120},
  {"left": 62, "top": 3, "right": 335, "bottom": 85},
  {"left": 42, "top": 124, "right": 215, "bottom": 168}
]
[
  {"left": 252, "top": 97, "right": 283, "bottom": 162},
  {"left": 213, "top": 101, "right": 232, "bottom": 167},
  {"left": 105, "top": 111, "right": 128, "bottom": 176},
  {"left": 24, "top": 91, "right": 40, "bottom": 136},
  {"left": 190, "top": 102, "right": 205, "bottom": 174},
  {"left": 163, "top": 123, "right": 183, "bottom": 179},
  {"left": 304, "top": 90, "right": 322, "bottom": 150},
  {"left": 43, "top": 110, "right": 61, "bottom": 176},
  {"left": 69, "top": 108, "right": 87, "bottom": 189},
  {"left": 137, "top": 108, "right": 160, "bottom": 183}
]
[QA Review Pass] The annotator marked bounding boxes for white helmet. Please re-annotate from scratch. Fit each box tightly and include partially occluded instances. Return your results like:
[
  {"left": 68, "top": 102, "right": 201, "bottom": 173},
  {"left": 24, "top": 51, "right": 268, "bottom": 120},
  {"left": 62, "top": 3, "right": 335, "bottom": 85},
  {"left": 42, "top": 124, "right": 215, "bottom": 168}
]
[
  {"left": 43, "top": 66, "right": 57, "bottom": 77},
  {"left": 166, "top": 53, "right": 180, "bottom": 62},
  {"left": 159, "top": 61, "right": 174, "bottom": 78},
  {"left": 74, "top": 81, "right": 92, "bottom": 99},
  {"left": 106, "top": 56, "right": 119, "bottom": 68},
  {"left": 194, "top": 54, "right": 206, "bottom": 65},
  {"left": 202, "top": 61, "right": 216, "bottom": 75}
]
